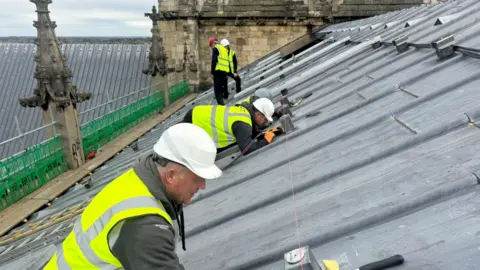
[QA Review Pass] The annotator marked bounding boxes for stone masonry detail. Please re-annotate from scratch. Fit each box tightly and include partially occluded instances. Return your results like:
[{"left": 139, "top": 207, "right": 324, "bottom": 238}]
[{"left": 156, "top": 0, "right": 424, "bottom": 90}]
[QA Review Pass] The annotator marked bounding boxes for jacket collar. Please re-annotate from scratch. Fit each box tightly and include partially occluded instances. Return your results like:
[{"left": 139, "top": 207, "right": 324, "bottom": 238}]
[
  {"left": 132, "top": 154, "right": 182, "bottom": 219},
  {"left": 132, "top": 154, "right": 187, "bottom": 250}
]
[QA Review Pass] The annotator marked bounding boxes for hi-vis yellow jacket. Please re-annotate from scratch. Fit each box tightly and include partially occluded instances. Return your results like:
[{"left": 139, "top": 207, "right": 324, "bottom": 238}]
[
  {"left": 215, "top": 44, "right": 230, "bottom": 73},
  {"left": 227, "top": 49, "right": 236, "bottom": 73},
  {"left": 192, "top": 105, "right": 252, "bottom": 149},
  {"left": 43, "top": 169, "right": 173, "bottom": 269}
]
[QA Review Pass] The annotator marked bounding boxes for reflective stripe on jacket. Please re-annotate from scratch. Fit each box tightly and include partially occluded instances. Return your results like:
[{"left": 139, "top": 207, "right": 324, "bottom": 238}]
[
  {"left": 192, "top": 105, "right": 252, "bottom": 149},
  {"left": 215, "top": 44, "right": 230, "bottom": 73},
  {"left": 228, "top": 50, "right": 236, "bottom": 73},
  {"left": 43, "top": 169, "right": 173, "bottom": 270}
]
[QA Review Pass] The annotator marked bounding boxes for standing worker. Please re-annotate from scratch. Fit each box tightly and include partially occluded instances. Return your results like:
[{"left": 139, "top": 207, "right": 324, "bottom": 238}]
[
  {"left": 42, "top": 123, "right": 222, "bottom": 270},
  {"left": 182, "top": 98, "right": 282, "bottom": 155},
  {"left": 209, "top": 36, "right": 229, "bottom": 105},
  {"left": 220, "top": 39, "right": 242, "bottom": 94}
]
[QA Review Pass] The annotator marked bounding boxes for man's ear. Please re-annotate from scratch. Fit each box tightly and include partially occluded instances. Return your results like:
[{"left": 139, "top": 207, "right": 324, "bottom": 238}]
[{"left": 164, "top": 168, "right": 176, "bottom": 185}]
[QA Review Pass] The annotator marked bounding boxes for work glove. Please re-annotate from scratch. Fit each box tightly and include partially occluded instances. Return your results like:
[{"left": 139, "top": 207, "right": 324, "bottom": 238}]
[
  {"left": 270, "top": 126, "right": 284, "bottom": 135},
  {"left": 264, "top": 126, "right": 284, "bottom": 143},
  {"left": 264, "top": 130, "right": 276, "bottom": 143}
]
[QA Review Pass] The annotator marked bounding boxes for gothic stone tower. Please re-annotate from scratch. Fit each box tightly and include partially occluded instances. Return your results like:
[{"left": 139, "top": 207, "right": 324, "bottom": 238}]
[
  {"left": 19, "top": 0, "right": 91, "bottom": 169},
  {"left": 143, "top": 5, "right": 172, "bottom": 106}
]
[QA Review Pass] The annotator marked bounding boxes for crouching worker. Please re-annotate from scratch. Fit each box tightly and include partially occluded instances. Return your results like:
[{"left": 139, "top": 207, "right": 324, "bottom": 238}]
[{"left": 183, "top": 98, "right": 281, "bottom": 155}]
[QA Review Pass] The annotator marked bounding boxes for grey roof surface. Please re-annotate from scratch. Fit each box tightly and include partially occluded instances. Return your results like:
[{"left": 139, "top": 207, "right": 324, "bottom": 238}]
[
  {"left": 0, "top": 42, "right": 152, "bottom": 159},
  {"left": 1, "top": 0, "right": 480, "bottom": 269}
]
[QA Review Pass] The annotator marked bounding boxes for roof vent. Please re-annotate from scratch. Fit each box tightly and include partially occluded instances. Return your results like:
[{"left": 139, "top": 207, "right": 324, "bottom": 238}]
[
  {"left": 281, "top": 96, "right": 291, "bottom": 107},
  {"left": 284, "top": 246, "right": 322, "bottom": 270},
  {"left": 279, "top": 114, "right": 295, "bottom": 133},
  {"left": 280, "top": 104, "right": 293, "bottom": 118},
  {"left": 280, "top": 89, "right": 291, "bottom": 108},
  {"left": 405, "top": 17, "right": 425, "bottom": 28},
  {"left": 431, "top": 35, "right": 455, "bottom": 60},
  {"left": 434, "top": 7, "right": 474, "bottom": 26},
  {"left": 392, "top": 36, "right": 409, "bottom": 53},
  {"left": 371, "top": 41, "right": 382, "bottom": 49}
]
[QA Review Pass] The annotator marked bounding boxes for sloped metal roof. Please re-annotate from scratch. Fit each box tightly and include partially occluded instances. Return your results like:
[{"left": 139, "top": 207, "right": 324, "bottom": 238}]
[
  {"left": 0, "top": 42, "right": 152, "bottom": 159},
  {"left": 1, "top": 0, "right": 480, "bottom": 269}
]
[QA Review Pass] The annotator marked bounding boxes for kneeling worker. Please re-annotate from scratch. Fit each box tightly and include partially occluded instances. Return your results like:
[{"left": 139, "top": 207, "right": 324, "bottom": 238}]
[
  {"left": 183, "top": 98, "right": 281, "bottom": 155},
  {"left": 43, "top": 123, "right": 222, "bottom": 270}
]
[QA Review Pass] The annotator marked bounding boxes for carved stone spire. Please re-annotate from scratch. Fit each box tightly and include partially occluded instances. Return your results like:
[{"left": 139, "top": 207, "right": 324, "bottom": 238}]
[
  {"left": 18, "top": 0, "right": 88, "bottom": 170},
  {"left": 143, "top": 5, "right": 168, "bottom": 77},
  {"left": 19, "top": 0, "right": 91, "bottom": 110}
]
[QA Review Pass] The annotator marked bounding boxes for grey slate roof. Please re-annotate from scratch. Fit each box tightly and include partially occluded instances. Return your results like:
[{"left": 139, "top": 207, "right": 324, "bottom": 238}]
[
  {"left": 1, "top": 0, "right": 480, "bottom": 269},
  {"left": 0, "top": 42, "right": 152, "bottom": 159}
]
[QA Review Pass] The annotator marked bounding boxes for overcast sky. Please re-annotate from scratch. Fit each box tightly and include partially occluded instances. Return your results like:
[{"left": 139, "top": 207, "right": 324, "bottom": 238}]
[{"left": 0, "top": 0, "right": 156, "bottom": 37}]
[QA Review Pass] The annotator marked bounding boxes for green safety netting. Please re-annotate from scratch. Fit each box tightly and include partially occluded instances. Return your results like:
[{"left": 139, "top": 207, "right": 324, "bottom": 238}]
[
  {"left": 81, "top": 91, "right": 165, "bottom": 156},
  {"left": 0, "top": 80, "right": 190, "bottom": 211},
  {"left": 81, "top": 80, "right": 189, "bottom": 156},
  {"left": 168, "top": 80, "right": 189, "bottom": 104},
  {"left": 0, "top": 136, "right": 67, "bottom": 211}
]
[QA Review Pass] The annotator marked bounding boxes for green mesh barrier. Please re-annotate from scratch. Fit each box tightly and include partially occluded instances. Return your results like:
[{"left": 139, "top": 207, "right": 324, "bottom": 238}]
[
  {"left": 168, "top": 80, "right": 189, "bottom": 104},
  {"left": 0, "top": 136, "right": 67, "bottom": 211},
  {"left": 81, "top": 91, "right": 165, "bottom": 156}
]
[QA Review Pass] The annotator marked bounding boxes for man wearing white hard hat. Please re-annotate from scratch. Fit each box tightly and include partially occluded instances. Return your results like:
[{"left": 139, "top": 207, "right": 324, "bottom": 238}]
[
  {"left": 220, "top": 38, "right": 242, "bottom": 94},
  {"left": 182, "top": 98, "right": 283, "bottom": 155},
  {"left": 43, "top": 123, "right": 221, "bottom": 270},
  {"left": 236, "top": 87, "right": 284, "bottom": 120}
]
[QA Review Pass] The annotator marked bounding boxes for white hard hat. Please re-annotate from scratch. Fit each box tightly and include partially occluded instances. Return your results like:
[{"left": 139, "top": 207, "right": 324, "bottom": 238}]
[
  {"left": 253, "top": 98, "right": 274, "bottom": 122},
  {"left": 254, "top": 88, "right": 272, "bottom": 100},
  {"left": 153, "top": 123, "right": 222, "bottom": 179},
  {"left": 220, "top": 39, "right": 230, "bottom": 46}
]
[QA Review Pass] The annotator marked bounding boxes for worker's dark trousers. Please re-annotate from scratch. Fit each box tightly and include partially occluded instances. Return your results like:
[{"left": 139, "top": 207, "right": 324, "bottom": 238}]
[
  {"left": 213, "top": 72, "right": 228, "bottom": 105},
  {"left": 227, "top": 73, "right": 242, "bottom": 93}
]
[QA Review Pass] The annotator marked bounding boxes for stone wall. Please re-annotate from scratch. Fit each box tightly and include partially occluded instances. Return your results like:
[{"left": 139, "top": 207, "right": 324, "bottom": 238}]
[
  {"left": 197, "top": 25, "right": 308, "bottom": 84},
  {"left": 159, "top": 20, "right": 198, "bottom": 90},
  {"left": 158, "top": 0, "right": 426, "bottom": 18},
  {"left": 336, "top": 0, "right": 425, "bottom": 17},
  {"left": 156, "top": 0, "right": 426, "bottom": 90},
  {"left": 159, "top": 19, "right": 309, "bottom": 90}
]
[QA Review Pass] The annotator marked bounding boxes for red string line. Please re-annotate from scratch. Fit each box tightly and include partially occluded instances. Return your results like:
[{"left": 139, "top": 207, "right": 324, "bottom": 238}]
[{"left": 281, "top": 95, "right": 304, "bottom": 270}]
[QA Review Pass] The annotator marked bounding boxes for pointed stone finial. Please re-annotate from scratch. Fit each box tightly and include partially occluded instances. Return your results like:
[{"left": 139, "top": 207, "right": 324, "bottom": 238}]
[
  {"left": 19, "top": 0, "right": 91, "bottom": 109},
  {"left": 143, "top": 5, "right": 168, "bottom": 77},
  {"left": 145, "top": 5, "right": 159, "bottom": 26}
]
